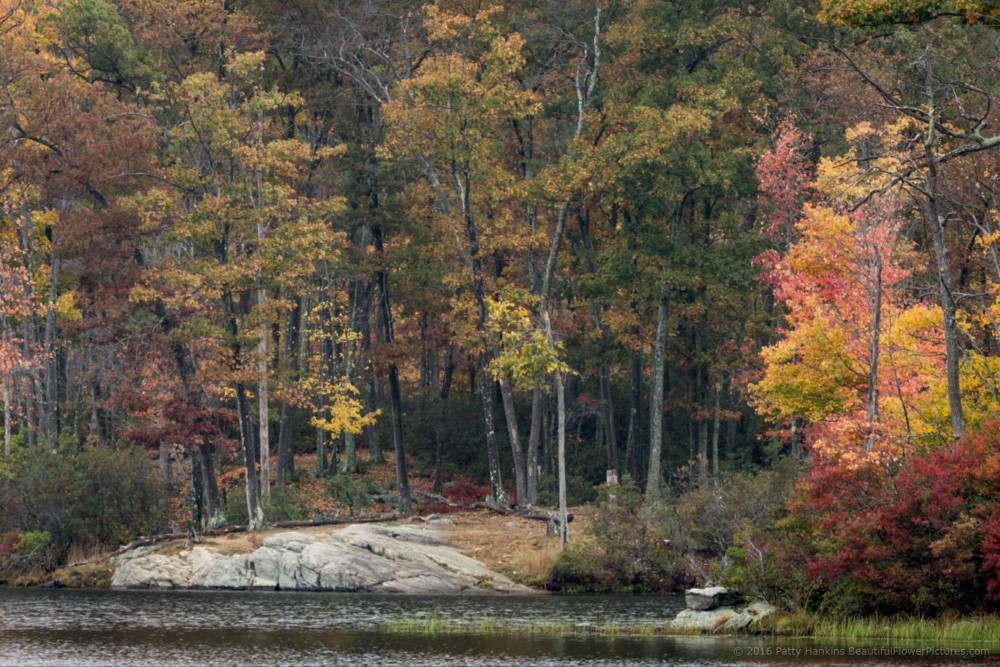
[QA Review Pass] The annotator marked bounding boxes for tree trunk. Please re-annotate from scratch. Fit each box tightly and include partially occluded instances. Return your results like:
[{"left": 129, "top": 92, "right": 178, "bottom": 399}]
[
  {"left": 237, "top": 381, "right": 264, "bottom": 530},
  {"left": 224, "top": 287, "right": 264, "bottom": 530},
  {"left": 626, "top": 347, "right": 642, "bottom": 484},
  {"left": 43, "top": 256, "right": 59, "bottom": 447},
  {"left": 600, "top": 363, "right": 618, "bottom": 480},
  {"left": 479, "top": 351, "right": 509, "bottom": 505},
  {"left": 697, "top": 365, "right": 708, "bottom": 484},
  {"left": 646, "top": 295, "right": 668, "bottom": 498},
  {"left": 315, "top": 303, "right": 331, "bottom": 476},
  {"left": 526, "top": 388, "right": 542, "bottom": 503},
  {"left": 556, "top": 370, "right": 568, "bottom": 545},
  {"left": 434, "top": 345, "right": 455, "bottom": 495},
  {"left": 197, "top": 443, "right": 224, "bottom": 529},
  {"left": 922, "top": 63, "right": 964, "bottom": 440},
  {"left": 257, "top": 287, "right": 271, "bottom": 505},
  {"left": 498, "top": 377, "right": 527, "bottom": 503},
  {"left": 359, "top": 276, "right": 383, "bottom": 465},
  {"left": 315, "top": 427, "right": 327, "bottom": 476},
  {"left": 387, "top": 365, "right": 410, "bottom": 514},
  {"left": 2, "top": 371, "right": 9, "bottom": 463},
  {"left": 277, "top": 296, "right": 302, "bottom": 490},
  {"left": 539, "top": 310, "right": 568, "bottom": 545},
  {"left": 343, "top": 281, "right": 368, "bottom": 474},
  {"left": 374, "top": 226, "right": 410, "bottom": 515},
  {"left": 712, "top": 381, "right": 721, "bottom": 479},
  {"left": 866, "top": 246, "right": 883, "bottom": 431}
]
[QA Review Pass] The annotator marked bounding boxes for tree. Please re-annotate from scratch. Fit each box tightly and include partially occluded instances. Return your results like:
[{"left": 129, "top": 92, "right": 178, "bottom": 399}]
[
  {"left": 815, "top": 9, "right": 1000, "bottom": 439},
  {"left": 137, "top": 50, "right": 344, "bottom": 529}
]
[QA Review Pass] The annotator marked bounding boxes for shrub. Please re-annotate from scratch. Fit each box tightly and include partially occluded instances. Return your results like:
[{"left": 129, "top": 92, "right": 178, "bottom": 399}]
[
  {"left": 546, "top": 479, "right": 687, "bottom": 593},
  {"left": 773, "top": 419, "right": 1000, "bottom": 615},
  {"left": 223, "top": 481, "right": 250, "bottom": 525},
  {"left": 264, "top": 489, "right": 309, "bottom": 522},
  {"left": 328, "top": 473, "right": 372, "bottom": 514},
  {"left": 0, "top": 530, "right": 55, "bottom": 578},
  {"left": 0, "top": 444, "right": 166, "bottom": 557},
  {"left": 547, "top": 543, "right": 607, "bottom": 592}
]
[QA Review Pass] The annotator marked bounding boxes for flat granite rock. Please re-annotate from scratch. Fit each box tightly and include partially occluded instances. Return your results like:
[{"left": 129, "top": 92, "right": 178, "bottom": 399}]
[{"left": 110, "top": 523, "right": 530, "bottom": 595}]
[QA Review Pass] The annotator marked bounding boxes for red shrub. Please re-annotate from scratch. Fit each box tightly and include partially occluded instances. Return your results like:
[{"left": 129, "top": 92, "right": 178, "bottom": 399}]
[
  {"left": 441, "top": 480, "right": 491, "bottom": 505},
  {"left": 789, "top": 420, "right": 1000, "bottom": 614}
]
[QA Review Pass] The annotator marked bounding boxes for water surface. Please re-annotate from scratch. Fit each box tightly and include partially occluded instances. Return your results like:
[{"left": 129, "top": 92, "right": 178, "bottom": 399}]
[{"left": 0, "top": 588, "right": 994, "bottom": 666}]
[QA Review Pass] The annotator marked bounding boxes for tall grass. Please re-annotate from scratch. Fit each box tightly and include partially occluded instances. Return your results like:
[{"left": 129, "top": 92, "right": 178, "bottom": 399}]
[
  {"left": 811, "top": 616, "right": 1000, "bottom": 643},
  {"left": 380, "top": 614, "right": 666, "bottom": 637},
  {"left": 383, "top": 612, "right": 1000, "bottom": 643}
]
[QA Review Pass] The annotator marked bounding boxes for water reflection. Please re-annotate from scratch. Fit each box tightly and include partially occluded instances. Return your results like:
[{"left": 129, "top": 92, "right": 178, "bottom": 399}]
[{"left": 0, "top": 589, "right": 993, "bottom": 666}]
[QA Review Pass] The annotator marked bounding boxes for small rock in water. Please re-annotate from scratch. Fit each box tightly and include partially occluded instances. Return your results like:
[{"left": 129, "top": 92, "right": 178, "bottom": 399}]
[
  {"left": 684, "top": 586, "right": 742, "bottom": 611},
  {"left": 670, "top": 601, "right": 777, "bottom": 633}
]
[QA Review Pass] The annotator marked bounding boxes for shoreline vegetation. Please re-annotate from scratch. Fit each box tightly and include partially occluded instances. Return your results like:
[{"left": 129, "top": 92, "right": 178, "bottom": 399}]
[{"left": 380, "top": 612, "right": 1000, "bottom": 644}]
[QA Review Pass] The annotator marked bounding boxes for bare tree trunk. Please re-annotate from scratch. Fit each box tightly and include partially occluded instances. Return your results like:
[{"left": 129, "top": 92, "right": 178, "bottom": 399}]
[
  {"left": 646, "top": 295, "right": 668, "bottom": 498},
  {"left": 499, "top": 377, "right": 527, "bottom": 502},
  {"left": 237, "top": 382, "right": 264, "bottom": 530},
  {"left": 257, "top": 287, "right": 271, "bottom": 504},
  {"left": 556, "top": 370, "right": 568, "bottom": 545},
  {"left": 526, "top": 388, "right": 542, "bottom": 503},
  {"left": 480, "top": 351, "right": 509, "bottom": 505},
  {"left": 224, "top": 288, "right": 264, "bottom": 530}
]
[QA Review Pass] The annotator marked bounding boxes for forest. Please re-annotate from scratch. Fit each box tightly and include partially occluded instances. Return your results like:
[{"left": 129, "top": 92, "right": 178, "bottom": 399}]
[{"left": 1, "top": 0, "right": 1000, "bottom": 616}]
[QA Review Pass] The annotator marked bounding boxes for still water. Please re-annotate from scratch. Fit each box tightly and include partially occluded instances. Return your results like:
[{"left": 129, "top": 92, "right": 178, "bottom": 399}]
[{"left": 0, "top": 588, "right": 995, "bottom": 666}]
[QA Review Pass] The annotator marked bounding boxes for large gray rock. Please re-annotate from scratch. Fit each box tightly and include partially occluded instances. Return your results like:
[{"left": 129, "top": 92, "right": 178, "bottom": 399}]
[
  {"left": 112, "top": 554, "right": 192, "bottom": 589},
  {"left": 684, "top": 586, "right": 743, "bottom": 611},
  {"left": 111, "top": 524, "right": 529, "bottom": 594},
  {"left": 670, "top": 600, "right": 776, "bottom": 633}
]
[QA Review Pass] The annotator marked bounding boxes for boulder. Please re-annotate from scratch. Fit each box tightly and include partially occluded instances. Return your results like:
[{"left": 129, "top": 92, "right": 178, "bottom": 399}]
[
  {"left": 111, "top": 554, "right": 192, "bottom": 589},
  {"left": 684, "top": 586, "right": 743, "bottom": 611},
  {"left": 110, "top": 523, "right": 530, "bottom": 595},
  {"left": 670, "top": 600, "right": 777, "bottom": 632}
]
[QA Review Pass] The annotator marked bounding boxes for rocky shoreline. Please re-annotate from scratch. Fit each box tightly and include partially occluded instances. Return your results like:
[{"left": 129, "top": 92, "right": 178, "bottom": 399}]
[{"left": 111, "top": 523, "right": 532, "bottom": 594}]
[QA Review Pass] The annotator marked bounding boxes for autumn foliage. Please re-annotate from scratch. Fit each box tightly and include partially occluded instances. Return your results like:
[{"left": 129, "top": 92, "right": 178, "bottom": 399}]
[{"left": 760, "top": 421, "right": 1000, "bottom": 615}]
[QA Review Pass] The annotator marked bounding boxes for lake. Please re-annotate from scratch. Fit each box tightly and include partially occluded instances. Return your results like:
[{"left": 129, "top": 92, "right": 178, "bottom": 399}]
[{"left": 0, "top": 588, "right": 994, "bottom": 665}]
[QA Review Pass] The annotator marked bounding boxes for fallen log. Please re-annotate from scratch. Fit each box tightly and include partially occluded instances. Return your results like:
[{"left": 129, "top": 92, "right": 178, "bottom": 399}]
[{"left": 413, "top": 490, "right": 573, "bottom": 524}]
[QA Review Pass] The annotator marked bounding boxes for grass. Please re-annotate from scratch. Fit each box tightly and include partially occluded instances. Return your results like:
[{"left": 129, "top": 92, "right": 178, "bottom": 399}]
[
  {"left": 811, "top": 616, "right": 1000, "bottom": 643},
  {"left": 383, "top": 612, "right": 1000, "bottom": 643},
  {"left": 381, "top": 614, "right": 667, "bottom": 637},
  {"left": 759, "top": 612, "right": 1000, "bottom": 644}
]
